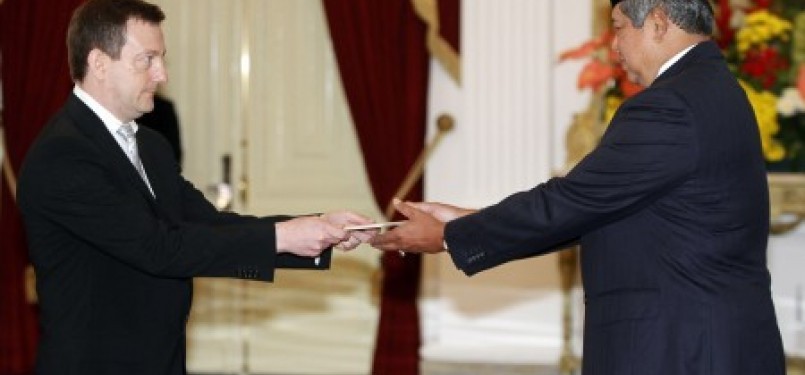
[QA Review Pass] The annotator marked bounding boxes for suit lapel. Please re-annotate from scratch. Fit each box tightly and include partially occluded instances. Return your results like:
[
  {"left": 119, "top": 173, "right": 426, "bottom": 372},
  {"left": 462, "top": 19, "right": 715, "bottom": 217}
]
[
  {"left": 136, "top": 132, "right": 172, "bottom": 208},
  {"left": 65, "top": 94, "right": 157, "bottom": 204}
]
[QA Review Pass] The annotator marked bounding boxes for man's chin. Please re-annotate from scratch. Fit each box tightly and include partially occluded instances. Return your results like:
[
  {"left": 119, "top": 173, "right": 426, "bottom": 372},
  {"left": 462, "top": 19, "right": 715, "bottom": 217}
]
[
  {"left": 134, "top": 108, "right": 154, "bottom": 120},
  {"left": 139, "top": 101, "right": 155, "bottom": 115},
  {"left": 625, "top": 71, "right": 643, "bottom": 87}
]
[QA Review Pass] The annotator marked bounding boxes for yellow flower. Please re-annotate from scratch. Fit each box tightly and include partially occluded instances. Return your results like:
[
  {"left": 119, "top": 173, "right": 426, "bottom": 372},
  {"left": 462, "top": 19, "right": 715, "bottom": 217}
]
[
  {"left": 604, "top": 95, "right": 622, "bottom": 125},
  {"left": 736, "top": 10, "right": 792, "bottom": 54},
  {"left": 739, "top": 79, "right": 786, "bottom": 161}
]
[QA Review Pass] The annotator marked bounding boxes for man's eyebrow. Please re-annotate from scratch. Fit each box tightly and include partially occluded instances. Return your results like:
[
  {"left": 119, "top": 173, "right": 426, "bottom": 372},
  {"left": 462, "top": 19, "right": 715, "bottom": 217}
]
[
  {"left": 134, "top": 48, "right": 167, "bottom": 57},
  {"left": 126, "top": 36, "right": 166, "bottom": 57}
]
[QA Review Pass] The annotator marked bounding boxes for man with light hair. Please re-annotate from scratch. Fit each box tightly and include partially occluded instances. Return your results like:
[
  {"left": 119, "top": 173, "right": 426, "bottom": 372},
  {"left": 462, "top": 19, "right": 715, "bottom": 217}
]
[{"left": 17, "top": 0, "right": 375, "bottom": 374}]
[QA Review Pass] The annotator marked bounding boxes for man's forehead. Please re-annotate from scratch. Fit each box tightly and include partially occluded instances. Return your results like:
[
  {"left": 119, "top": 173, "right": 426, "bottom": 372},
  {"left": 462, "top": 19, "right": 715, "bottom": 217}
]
[
  {"left": 123, "top": 19, "right": 165, "bottom": 51},
  {"left": 611, "top": 6, "right": 626, "bottom": 22}
]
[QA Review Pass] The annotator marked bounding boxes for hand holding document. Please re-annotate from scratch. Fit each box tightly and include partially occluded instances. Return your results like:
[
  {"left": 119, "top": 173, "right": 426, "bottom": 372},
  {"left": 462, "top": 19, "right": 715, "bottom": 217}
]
[
  {"left": 343, "top": 221, "right": 406, "bottom": 256},
  {"left": 319, "top": 211, "right": 383, "bottom": 250},
  {"left": 369, "top": 199, "right": 474, "bottom": 254}
]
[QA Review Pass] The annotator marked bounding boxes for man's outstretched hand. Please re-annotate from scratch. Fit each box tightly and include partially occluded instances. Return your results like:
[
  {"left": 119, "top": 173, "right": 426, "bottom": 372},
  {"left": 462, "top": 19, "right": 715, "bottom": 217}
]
[
  {"left": 369, "top": 199, "right": 475, "bottom": 254},
  {"left": 275, "top": 211, "right": 376, "bottom": 257}
]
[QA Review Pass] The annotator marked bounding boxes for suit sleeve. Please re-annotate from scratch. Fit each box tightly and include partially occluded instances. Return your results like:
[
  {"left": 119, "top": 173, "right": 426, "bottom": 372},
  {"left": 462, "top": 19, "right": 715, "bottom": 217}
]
[
  {"left": 19, "top": 130, "right": 325, "bottom": 281},
  {"left": 445, "top": 88, "right": 699, "bottom": 275},
  {"left": 170, "top": 174, "right": 332, "bottom": 271}
]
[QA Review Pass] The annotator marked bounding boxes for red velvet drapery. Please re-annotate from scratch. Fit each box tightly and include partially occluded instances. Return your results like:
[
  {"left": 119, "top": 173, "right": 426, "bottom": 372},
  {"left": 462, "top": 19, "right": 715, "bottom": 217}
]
[
  {"left": 0, "top": 1, "right": 83, "bottom": 373},
  {"left": 323, "top": 1, "right": 459, "bottom": 374},
  {"left": 438, "top": 0, "right": 461, "bottom": 55},
  {"left": 322, "top": 2, "right": 429, "bottom": 374}
]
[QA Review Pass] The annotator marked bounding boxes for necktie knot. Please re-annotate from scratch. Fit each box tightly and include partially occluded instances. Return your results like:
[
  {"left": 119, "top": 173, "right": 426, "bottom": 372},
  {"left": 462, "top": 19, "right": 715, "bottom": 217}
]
[{"left": 118, "top": 123, "right": 136, "bottom": 143}]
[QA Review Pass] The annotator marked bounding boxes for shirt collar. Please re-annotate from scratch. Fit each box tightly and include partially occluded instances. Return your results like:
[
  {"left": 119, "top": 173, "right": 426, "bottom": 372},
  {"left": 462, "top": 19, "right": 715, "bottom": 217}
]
[
  {"left": 657, "top": 43, "right": 697, "bottom": 78},
  {"left": 73, "top": 85, "right": 139, "bottom": 135}
]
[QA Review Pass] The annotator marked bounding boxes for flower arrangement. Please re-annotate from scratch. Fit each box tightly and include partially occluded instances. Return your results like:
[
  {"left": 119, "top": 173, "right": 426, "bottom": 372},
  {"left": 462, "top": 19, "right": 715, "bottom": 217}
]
[
  {"left": 561, "top": 0, "right": 805, "bottom": 172},
  {"left": 559, "top": 31, "right": 643, "bottom": 126}
]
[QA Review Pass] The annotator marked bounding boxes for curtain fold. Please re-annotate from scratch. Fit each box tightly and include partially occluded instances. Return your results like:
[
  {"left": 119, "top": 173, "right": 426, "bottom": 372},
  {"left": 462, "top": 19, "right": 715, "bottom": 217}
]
[
  {"left": 0, "top": 1, "right": 84, "bottom": 373},
  {"left": 322, "top": 1, "right": 429, "bottom": 374},
  {"left": 438, "top": 0, "right": 460, "bottom": 54}
]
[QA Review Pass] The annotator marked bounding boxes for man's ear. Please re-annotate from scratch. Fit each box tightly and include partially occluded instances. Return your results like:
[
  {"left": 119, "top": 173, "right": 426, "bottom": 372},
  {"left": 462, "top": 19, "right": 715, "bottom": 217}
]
[
  {"left": 86, "top": 48, "right": 109, "bottom": 80},
  {"left": 649, "top": 8, "right": 670, "bottom": 41}
]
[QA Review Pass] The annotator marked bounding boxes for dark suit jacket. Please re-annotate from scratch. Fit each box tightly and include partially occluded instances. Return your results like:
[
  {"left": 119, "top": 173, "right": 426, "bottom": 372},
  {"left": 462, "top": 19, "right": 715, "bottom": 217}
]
[
  {"left": 18, "top": 93, "right": 331, "bottom": 375},
  {"left": 444, "top": 41, "right": 785, "bottom": 375}
]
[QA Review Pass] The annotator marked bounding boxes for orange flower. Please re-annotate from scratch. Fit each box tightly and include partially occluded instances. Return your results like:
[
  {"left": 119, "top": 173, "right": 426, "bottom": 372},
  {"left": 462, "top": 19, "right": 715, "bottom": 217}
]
[
  {"left": 560, "top": 30, "right": 642, "bottom": 95},
  {"left": 558, "top": 31, "right": 613, "bottom": 62},
  {"left": 578, "top": 59, "right": 617, "bottom": 92},
  {"left": 619, "top": 77, "right": 643, "bottom": 98}
]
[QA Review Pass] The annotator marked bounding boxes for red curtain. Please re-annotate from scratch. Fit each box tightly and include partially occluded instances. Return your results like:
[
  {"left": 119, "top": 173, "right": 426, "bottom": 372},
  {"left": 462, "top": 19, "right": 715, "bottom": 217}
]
[
  {"left": 323, "top": 1, "right": 460, "bottom": 373},
  {"left": 438, "top": 0, "right": 461, "bottom": 54},
  {"left": 322, "top": 2, "right": 429, "bottom": 374},
  {"left": 0, "top": 1, "right": 84, "bottom": 373}
]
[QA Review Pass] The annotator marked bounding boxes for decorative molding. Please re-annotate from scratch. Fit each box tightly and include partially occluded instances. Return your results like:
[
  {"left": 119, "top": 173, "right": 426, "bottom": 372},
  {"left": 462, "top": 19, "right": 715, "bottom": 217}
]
[{"left": 412, "top": 0, "right": 461, "bottom": 84}]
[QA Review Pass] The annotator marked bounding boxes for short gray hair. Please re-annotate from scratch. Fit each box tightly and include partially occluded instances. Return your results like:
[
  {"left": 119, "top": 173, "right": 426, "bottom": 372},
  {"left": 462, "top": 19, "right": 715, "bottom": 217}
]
[{"left": 618, "top": 0, "right": 715, "bottom": 35}]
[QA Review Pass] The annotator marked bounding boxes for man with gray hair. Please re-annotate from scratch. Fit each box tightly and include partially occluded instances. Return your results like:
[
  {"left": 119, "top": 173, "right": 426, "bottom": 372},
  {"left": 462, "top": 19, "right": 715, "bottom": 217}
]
[{"left": 371, "top": 0, "right": 786, "bottom": 374}]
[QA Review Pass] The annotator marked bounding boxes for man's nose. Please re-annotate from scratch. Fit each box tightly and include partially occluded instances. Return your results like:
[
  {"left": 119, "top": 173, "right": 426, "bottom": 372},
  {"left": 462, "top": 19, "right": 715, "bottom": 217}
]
[{"left": 152, "top": 59, "right": 168, "bottom": 82}]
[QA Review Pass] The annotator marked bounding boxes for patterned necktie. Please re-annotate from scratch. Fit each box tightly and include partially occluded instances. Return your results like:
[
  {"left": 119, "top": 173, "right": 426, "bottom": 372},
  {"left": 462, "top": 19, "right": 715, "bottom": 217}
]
[{"left": 117, "top": 123, "right": 151, "bottom": 190}]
